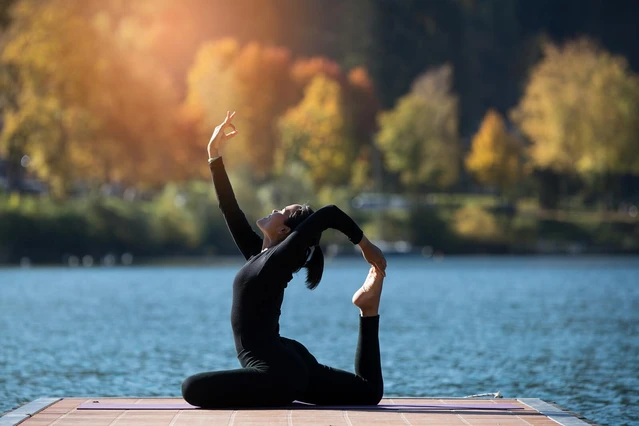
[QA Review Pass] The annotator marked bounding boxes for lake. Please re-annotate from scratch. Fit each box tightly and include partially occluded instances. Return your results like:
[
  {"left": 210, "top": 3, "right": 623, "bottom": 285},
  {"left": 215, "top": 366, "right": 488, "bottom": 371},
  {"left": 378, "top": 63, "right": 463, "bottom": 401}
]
[{"left": 1, "top": 256, "right": 637, "bottom": 425}]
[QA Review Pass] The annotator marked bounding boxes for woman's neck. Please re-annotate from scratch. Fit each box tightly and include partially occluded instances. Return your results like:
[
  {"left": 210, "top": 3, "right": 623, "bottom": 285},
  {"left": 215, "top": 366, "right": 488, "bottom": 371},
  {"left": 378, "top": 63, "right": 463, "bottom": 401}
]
[{"left": 261, "top": 236, "right": 282, "bottom": 251}]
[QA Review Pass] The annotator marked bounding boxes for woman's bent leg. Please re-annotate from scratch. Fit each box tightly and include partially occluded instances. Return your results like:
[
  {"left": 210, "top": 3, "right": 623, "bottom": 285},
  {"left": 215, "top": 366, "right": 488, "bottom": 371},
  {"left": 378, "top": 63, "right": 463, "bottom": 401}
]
[
  {"left": 288, "top": 316, "right": 384, "bottom": 405},
  {"left": 354, "top": 314, "right": 383, "bottom": 400},
  {"left": 311, "top": 316, "right": 383, "bottom": 405},
  {"left": 182, "top": 367, "right": 296, "bottom": 408},
  {"left": 299, "top": 267, "right": 385, "bottom": 405}
]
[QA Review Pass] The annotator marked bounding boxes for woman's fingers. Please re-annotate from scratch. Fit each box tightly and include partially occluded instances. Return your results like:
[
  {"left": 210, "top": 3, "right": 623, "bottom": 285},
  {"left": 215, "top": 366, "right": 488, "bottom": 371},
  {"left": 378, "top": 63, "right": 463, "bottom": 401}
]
[
  {"left": 223, "top": 112, "right": 238, "bottom": 137},
  {"left": 225, "top": 123, "right": 238, "bottom": 139},
  {"left": 224, "top": 123, "right": 237, "bottom": 139},
  {"left": 225, "top": 111, "right": 236, "bottom": 124},
  {"left": 376, "top": 252, "right": 387, "bottom": 276},
  {"left": 362, "top": 243, "right": 387, "bottom": 276},
  {"left": 207, "top": 111, "right": 238, "bottom": 154}
]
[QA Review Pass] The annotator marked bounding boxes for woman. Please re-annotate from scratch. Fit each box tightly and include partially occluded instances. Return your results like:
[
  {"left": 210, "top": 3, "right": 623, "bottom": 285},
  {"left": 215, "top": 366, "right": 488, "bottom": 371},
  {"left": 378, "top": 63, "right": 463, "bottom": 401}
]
[{"left": 181, "top": 111, "right": 387, "bottom": 408}]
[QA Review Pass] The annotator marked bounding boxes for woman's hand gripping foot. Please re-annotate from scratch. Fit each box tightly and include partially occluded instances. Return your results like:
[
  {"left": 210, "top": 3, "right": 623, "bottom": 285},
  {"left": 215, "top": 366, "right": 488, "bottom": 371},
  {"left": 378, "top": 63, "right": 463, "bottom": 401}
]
[{"left": 352, "top": 266, "right": 384, "bottom": 317}]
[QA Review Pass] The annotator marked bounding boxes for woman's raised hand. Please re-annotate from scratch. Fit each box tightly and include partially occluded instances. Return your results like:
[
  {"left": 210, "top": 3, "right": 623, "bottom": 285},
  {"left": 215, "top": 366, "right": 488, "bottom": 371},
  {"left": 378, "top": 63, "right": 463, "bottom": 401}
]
[
  {"left": 358, "top": 235, "right": 387, "bottom": 276},
  {"left": 207, "top": 111, "right": 238, "bottom": 158}
]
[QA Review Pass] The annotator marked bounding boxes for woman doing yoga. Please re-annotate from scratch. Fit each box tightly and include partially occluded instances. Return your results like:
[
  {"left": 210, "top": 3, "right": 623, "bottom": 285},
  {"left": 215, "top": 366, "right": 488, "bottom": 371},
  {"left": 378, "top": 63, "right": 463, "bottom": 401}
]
[{"left": 181, "top": 111, "right": 387, "bottom": 408}]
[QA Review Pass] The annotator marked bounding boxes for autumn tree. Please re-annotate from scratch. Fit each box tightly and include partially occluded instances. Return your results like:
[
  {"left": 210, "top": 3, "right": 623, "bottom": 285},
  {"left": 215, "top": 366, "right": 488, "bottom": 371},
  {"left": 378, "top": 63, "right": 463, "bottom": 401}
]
[
  {"left": 511, "top": 38, "right": 639, "bottom": 205},
  {"left": 290, "top": 60, "right": 379, "bottom": 191},
  {"left": 0, "top": 0, "right": 96, "bottom": 196},
  {"left": 184, "top": 38, "right": 240, "bottom": 177},
  {"left": 345, "top": 67, "right": 380, "bottom": 191},
  {"left": 232, "top": 43, "right": 295, "bottom": 179},
  {"left": 277, "top": 74, "right": 356, "bottom": 189},
  {"left": 375, "top": 64, "right": 459, "bottom": 192},
  {"left": 185, "top": 40, "right": 295, "bottom": 180},
  {"left": 0, "top": 62, "right": 25, "bottom": 190},
  {"left": 466, "top": 109, "right": 522, "bottom": 193},
  {"left": 185, "top": 39, "right": 380, "bottom": 187},
  {"left": 0, "top": 0, "right": 182, "bottom": 196},
  {"left": 291, "top": 57, "right": 345, "bottom": 97}
]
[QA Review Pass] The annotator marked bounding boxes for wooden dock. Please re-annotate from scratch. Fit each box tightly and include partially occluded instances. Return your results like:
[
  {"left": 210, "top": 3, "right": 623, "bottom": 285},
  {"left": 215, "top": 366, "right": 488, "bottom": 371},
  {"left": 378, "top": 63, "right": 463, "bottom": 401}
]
[{"left": 1, "top": 397, "right": 595, "bottom": 426}]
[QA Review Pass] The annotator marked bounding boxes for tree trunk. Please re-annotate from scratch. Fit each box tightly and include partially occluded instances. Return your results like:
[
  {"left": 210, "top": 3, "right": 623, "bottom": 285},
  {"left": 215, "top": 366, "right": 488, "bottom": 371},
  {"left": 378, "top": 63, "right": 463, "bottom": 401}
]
[{"left": 536, "top": 169, "right": 559, "bottom": 210}]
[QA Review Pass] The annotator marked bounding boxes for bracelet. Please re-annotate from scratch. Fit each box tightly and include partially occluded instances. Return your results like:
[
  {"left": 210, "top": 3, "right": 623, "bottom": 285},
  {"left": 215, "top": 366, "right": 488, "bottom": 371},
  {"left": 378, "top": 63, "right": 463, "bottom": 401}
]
[{"left": 208, "top": 156, "right": 220, "bottom": 164}]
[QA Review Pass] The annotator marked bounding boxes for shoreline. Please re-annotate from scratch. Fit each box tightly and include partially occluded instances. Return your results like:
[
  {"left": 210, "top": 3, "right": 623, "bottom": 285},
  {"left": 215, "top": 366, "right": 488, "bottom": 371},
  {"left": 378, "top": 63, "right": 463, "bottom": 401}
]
[{"left": 1, "top": 252, "right": 638, "bottom": 269}]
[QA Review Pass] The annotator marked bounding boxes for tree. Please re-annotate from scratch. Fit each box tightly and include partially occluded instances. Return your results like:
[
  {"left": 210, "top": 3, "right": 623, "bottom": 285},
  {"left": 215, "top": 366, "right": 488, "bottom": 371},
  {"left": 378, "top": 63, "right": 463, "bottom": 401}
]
[
  {"left": 277, "top": 74, "right": 356, "bottom": 189},
  {"left": 291, "top": 57, "right": 345, "bottom": 96},
  {"left": 231, "top": 43, "right": 295, "bottom": 179},
  {"left": 375, "top": 64, "right": 459, "bottom": 192},
  {"left": 288, "top": 59, "right": 380, "bottom": 192},
  {"left": 184, "top": 38, "right": 241, "bottom": 175},
  {"left": 185, "top": 40, "right": 295, "bottom": 180},
  {"left": 0, "top": 0, "right": 98, "bottom": 196},
  {"left": 0, "top": 0, "right": 182, "bottom": 196},
  {"left": 454, "top": 204, "right": 502, "bottom": 243},
  {"left": 511, "top": 38, "right": 639, "bottom": 205},
  {"left": 466, "top": 109, "right": 522, "bottom": 193},
  {"left": 345, "top": 67, "right": 380, "bottom": 191}
]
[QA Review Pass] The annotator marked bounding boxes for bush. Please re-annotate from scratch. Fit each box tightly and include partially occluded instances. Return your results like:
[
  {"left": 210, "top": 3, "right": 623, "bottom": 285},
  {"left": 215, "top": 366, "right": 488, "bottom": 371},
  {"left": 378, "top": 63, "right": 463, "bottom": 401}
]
[
  {"left": 408, "top": 206, "right": 456, "bottom": 252},
  {"left": 453, "top": 204, "right": 503, "bottom": 242},
  {"left": 0, "top": 187, "right": 232, "bottom": 263}
]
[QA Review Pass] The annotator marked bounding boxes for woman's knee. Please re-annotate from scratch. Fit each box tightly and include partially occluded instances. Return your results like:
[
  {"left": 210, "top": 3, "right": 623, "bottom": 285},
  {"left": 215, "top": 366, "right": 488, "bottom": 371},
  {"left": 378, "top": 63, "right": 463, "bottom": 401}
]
[
  {"left": 360, "top": 382, "right": 384, "bottom": 405},
  {"left": 181, "top": 376, "right": 196, "bottom": 405},
  {"left": 181, "top": 374, "right": 206, "bottom": 407}
]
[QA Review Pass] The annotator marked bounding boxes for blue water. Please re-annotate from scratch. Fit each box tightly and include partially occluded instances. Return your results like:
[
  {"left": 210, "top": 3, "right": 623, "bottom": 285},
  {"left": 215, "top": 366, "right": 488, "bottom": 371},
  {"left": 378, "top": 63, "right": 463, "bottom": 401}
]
[{"left": 1, "top": 257, "right": 638, "bottom": 425}]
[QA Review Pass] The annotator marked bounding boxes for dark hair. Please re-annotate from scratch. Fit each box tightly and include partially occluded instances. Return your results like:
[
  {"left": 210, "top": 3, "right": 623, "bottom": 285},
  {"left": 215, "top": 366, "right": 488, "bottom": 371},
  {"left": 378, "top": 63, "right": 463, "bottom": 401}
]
[{"left": 285, "top": 204, "right": 324, "bottom": 290}]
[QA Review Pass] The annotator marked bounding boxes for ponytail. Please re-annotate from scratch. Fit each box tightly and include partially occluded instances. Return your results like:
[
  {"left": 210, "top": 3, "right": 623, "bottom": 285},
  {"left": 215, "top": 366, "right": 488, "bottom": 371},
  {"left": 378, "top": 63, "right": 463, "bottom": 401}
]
[
  {"left": 285, "top": 204, "right": 325, "bottom": 290},
  {"left": 303, "top": 245, "right": 324, "bottom": 290}
]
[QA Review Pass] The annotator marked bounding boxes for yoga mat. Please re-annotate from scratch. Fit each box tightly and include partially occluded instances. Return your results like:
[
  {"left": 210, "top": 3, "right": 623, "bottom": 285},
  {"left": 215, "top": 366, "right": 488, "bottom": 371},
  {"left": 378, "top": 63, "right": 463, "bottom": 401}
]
[{"left": 78, "top": 401, "right": 523, "bottom": 411}]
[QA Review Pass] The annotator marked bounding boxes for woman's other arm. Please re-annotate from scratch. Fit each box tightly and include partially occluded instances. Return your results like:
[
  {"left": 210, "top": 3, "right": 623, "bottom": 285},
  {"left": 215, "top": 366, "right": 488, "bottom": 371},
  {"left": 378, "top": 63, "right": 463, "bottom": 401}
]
[{"left": 272, "top": 204, "right": 387, "bottom": 275}]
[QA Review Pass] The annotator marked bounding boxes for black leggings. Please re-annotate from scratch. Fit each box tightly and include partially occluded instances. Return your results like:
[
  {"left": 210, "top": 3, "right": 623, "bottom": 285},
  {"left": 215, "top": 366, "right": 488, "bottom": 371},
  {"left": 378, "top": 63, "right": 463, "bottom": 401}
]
[{"left": 181, "top": 316, "right": 383, "bottom": 407}]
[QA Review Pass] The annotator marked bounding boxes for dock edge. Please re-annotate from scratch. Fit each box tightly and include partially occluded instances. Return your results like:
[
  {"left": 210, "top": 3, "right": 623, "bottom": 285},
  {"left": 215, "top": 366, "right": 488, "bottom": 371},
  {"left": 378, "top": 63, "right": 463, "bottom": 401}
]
[
  {"left": 0, "top": 398, "right": 61, "bottom": 426},
  {"left": 519, "top": 398, "right": 598, "bottom": 426}
]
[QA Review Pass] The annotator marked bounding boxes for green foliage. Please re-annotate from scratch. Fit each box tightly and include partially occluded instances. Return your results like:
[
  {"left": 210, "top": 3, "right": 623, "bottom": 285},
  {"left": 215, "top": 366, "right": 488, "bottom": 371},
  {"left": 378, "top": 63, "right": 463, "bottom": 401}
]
[
  {"left": 278, "top": 74, "right": 357, "bottom": 189},
  {"left": 147, "top": 185, "right": 201, "bottom": 251},
  {"left": 407, "top": 206, "right": 455, "bottom": 251},
  {"left": 360, "top": 211, "right": 407, "bottom": 243},
  {"left": 256, "top": 161, "right": 316, "bottom": 210},
  {"left": 0, "top": 189, "right": 233, "bottom": 263},
  {"left": 375, "top": 65, "right": 460, "bottom": 191},
  {"left": 453, "top": 204, "right": 503, "bottom": 243},
  {"left": 512, "top": 38, "right": 639, "bottom": 178}
]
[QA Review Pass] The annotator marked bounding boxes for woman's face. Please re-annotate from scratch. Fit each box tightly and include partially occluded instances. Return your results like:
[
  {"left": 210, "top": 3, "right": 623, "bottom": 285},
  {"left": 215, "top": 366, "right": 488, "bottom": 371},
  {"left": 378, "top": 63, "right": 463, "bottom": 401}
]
[{"left": 256, "top": 204, "right": 303, "bottom": 240}]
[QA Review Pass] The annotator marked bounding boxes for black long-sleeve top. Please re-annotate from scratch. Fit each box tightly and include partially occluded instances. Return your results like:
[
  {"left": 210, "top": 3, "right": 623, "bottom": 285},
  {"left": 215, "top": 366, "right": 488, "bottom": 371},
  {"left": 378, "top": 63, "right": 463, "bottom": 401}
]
[{"left": 210, "top": 158, "right": 364, "bottom": 352}]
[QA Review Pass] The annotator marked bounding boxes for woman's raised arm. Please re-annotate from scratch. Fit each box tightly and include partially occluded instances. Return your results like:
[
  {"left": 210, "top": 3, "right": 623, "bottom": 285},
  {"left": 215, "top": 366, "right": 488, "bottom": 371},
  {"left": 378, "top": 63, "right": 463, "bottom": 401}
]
[
  {"left": 208, "top": 111, "right": 238, "bottom": 159},
  {"left": 208, "top": 112, "right": 262, "bottom": 260}
]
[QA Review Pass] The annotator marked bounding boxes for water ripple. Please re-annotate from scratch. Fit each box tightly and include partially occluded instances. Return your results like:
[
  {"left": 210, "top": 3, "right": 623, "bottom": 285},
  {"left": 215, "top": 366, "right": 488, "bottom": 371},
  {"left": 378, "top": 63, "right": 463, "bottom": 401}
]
[{"left": 1, "top": 257, "right": 638, "bottom": 425}]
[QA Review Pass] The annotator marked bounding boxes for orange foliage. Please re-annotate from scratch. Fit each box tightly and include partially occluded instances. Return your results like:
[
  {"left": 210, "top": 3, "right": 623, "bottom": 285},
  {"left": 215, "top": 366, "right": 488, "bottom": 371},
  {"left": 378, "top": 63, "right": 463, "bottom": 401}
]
[
  {"left": 346, "top": 66, "right": 379, "bottom": 146},
  {"left": 228, "top": 43, "right": 295, "bottom": 178},
  {"left": 291, "top": 57, "right": 345, "bottom": 92}
]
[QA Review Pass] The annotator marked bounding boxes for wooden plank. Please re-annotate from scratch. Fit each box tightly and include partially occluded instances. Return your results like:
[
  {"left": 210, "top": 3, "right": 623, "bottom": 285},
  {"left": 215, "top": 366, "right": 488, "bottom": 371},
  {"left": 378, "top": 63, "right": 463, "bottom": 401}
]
[{"left": 6, "top": 397, "right": 594, "bottom": 426}]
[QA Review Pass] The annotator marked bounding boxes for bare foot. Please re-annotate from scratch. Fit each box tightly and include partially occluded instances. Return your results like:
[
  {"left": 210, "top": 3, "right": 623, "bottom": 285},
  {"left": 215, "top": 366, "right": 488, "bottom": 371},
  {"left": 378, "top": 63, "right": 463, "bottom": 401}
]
[{"left": 352, "top": 266, "right": 384, "bottom": 317}]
